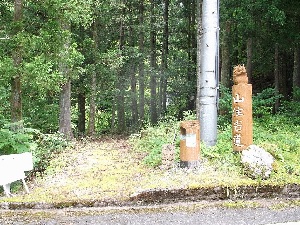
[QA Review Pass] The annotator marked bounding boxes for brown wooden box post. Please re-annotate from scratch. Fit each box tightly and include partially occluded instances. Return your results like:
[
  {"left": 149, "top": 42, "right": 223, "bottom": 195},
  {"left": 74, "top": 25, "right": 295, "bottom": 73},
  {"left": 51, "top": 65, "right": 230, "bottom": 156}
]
[
  {"left": 232, "top": 65, "right": 253, "bottom": 151},
  {"left": 180, "top": 120, "right": 200, "bottom": 168}
]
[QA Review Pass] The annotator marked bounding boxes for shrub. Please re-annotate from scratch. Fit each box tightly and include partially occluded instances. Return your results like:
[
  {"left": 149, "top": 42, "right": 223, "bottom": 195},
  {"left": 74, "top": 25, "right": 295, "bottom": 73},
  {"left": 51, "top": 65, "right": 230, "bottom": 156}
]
[
  {"left": 278, "top": 100, "right": 300, "bottom": 125},
  {"left": 0, "top": 120, "right": 70, "bottom": 174},
  {"left": 218, "top": 86, "right": 232, "bottom": 123},
  {"left": 0, "top": 123, "right": 37, "bottom": 155},
  {"left": 33, "top": 132, "right": 70, "bottom": 173},
  {"left": 130, "top": 116, "right": 180, "bottom": 167},
  {"left": 218, "top": 87, "right": 283, "bottom": 127},
  {"left": 130, "top": 104, "right": 300, "bottom": 183},
  {"left": 252, "top": 88, "right": 282, "bottom": 117}
]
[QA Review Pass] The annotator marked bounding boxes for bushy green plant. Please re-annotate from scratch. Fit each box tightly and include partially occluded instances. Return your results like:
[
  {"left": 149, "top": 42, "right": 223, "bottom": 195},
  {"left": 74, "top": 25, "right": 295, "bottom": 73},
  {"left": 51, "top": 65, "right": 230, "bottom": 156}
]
[
  {"left": 252, "top": 88, "right": 282, "bottom": 117},
  {"left": 292, "top": 87, "right": 300, "bottom": 101},
  {"left": 182, "top": 110, "right": 197, "bottom": 120},
  {"left": 0, "top": 123, "right": 37, "bottom": 155},
  {"left": 254, "top": 111, "right": 300, "bottom": 179},
  {"left": 130, "top": 91, "right": 300, "bottom": 184},
  {"left": 218, "top": 86, "right": 233, "bottom": 127},
  {"left": 130, "top": 116, "right": 180, "bottom": 167},
  {"left": 278, "top": 100, "right": 300, "bottom": 125},
  {"left": 33, "top": 132, "right": 70, "bottom": 173},
  {"left": 0, "top": 121, "right": 70, "bottom": 174},
  {"left": 201, "top": 124, "right": 241, "bottom": 171},
  {"left": 96, "top": 110, "right": 112, "bottom": 134},
  {"left": 218, "top": 87, "right": 283, "bottom": 127},
  {"left": 23, "top": 97, "right": 60, "bottom": 133}
]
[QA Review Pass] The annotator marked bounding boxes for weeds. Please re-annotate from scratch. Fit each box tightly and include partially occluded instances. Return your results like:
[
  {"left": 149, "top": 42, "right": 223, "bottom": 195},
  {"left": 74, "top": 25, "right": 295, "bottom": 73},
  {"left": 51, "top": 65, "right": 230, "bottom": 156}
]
[{"left": 130, "top": 89, "right": 300, "bottom": 185}]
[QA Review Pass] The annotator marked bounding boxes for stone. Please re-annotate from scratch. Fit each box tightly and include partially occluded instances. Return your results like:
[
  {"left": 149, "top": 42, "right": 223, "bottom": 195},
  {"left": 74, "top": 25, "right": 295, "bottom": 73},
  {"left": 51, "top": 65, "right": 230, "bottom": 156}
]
[{"left": 241, "top": 145, "right": 274, "bottom": 179}]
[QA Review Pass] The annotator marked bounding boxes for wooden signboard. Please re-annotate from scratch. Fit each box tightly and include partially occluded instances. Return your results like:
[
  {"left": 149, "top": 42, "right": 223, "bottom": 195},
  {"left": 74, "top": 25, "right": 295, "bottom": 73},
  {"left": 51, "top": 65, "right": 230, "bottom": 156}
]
[{"left": 232, "top": 65, "right": 253, "bottom": 151}]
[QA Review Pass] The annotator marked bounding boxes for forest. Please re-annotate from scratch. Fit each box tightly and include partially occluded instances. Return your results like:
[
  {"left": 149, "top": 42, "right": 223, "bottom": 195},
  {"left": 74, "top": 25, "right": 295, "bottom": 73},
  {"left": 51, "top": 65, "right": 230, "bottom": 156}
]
[{"left": 0, "top": 0, "right": 299, "bottom": 158}]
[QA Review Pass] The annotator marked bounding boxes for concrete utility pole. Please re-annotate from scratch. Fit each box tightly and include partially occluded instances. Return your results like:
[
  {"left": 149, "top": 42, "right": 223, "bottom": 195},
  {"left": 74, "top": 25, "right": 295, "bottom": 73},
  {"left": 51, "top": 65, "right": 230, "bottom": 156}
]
[{"left": 199, "top": 0, "right": 219, "bottom": 146}]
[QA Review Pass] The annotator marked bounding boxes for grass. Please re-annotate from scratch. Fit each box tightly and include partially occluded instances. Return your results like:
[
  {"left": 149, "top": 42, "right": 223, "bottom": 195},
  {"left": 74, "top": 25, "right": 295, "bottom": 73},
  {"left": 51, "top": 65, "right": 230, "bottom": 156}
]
[
  {"left": 130, "top": 111, "right": 300, "bottom": 187},
  {"left": 0, "top": 108, "right": 299, "bottom": 205},
  {"left": 0, "top": 137, "right": 254, "bottom": 204}
]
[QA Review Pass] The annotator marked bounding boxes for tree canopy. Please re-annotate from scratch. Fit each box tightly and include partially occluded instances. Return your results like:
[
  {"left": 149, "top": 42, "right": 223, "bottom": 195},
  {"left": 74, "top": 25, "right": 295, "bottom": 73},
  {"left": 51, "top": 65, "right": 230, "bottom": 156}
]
[{"left": 0, "top": 0, "right": 299, "bottom": 138}]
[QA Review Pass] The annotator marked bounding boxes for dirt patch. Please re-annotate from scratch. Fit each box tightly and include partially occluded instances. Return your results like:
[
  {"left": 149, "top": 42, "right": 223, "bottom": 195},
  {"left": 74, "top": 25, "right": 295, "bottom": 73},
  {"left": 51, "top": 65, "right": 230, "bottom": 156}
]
[{"left": 0, "top": 138, "right": 299, "bottom": 209}]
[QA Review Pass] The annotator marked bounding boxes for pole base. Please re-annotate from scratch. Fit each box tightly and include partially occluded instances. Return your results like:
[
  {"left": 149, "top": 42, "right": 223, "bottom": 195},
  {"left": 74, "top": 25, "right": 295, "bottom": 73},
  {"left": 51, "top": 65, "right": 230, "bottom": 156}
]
[{"left": 180, "top": 160, "right": 200, "bottom": 169}]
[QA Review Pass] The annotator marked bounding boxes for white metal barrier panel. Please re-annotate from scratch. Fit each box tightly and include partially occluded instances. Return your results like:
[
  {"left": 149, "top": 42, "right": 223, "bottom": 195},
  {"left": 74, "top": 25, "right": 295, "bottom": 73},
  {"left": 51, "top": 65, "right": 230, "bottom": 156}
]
[{"left": 0, "top": 152, "right": 33, "bottom": 196}]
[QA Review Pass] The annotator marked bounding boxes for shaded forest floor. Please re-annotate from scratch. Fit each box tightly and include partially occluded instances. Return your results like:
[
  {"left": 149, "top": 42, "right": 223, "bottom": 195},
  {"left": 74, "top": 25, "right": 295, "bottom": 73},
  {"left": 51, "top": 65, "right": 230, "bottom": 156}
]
[{"left": 1, "top": 137, "right": 299, "bottom": 205}]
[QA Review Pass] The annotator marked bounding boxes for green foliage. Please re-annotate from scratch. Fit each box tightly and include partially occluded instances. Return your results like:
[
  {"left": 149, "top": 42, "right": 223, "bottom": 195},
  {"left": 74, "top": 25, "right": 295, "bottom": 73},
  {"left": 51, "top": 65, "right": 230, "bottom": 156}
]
[
  {"left": 23, "top": 55, "right": 64, "bottom": 93},
  {"left": 130, "top": 116, "right": 180, "bottom": 167},
  {"left": 95, "top": 111, "right": 112, "bottom": 134},
  {"left": 0, "top": 57, "right": 15, "bottom": 81},
  {"left": 218, "top": 87, "right": 282, "bottom": 127},
  {"left": 254, "top": 113, "right": 300, "bottom": 179},
  {"left": 218, "top": 87, "right": 283, "bottom": 126},
  {"left": 182, "top": 110, "right": 197, "bottom": 120},
  {"left": 0, "top": 86, "right": 10, "bottom": 122},
  {"left": 33, "top": 132, "right": 70, "bottom": 173},
  {"left": 218, "top": 86, "right": 233, "bottom": 126},
  {"left": 293, "top": 87, "right": 300, "bottom": 101},
  {"left": 278, "top": 100, "right": 300, "bottom": 125},
  {"left": 0, "top": 0, "right": 299, "bottom": 164},
  {"left": 0, "top": 118, "right": 69, "bottom": 173},
  {"left": 253, "top": 88, "right": 282, "bottom": 116},
  {"left": 0, "top": 121, "right": 37, "bottom": 155},
  {"left": 131, "top": 105, "right": 300, "bottom": 183},
  {"left": 23, "top": 97, "right": 60, "bottom": 133}
]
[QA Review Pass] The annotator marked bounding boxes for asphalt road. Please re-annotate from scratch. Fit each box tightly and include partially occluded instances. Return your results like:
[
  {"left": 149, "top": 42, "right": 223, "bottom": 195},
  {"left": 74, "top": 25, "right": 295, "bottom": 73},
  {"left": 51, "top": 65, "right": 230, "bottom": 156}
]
[{"left": 1, "top": 201, "right": 300, "bottom": 225}]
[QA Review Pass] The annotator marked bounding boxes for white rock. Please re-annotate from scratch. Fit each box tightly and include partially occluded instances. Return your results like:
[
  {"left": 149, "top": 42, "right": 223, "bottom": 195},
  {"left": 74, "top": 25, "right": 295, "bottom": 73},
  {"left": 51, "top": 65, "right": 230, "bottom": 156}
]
[{"left": 241, "top": 145, "right": 274, "bottom": 179}]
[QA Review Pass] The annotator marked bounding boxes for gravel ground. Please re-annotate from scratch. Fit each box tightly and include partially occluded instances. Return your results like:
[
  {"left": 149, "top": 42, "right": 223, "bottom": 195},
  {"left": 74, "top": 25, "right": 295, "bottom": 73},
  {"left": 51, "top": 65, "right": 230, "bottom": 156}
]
[{"left": 0, "top": 199, "right": 300, "bottom": 225}]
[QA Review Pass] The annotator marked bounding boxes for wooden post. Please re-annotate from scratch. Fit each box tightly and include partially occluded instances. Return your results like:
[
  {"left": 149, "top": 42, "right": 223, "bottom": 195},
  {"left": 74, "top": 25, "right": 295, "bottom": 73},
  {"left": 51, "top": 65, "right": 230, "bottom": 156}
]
[
  {"left": 232, "top": 65, "right": 253, "bottom": 151},
  {"left": 180, "top": 120, "right": 200, "bottom": 168}
]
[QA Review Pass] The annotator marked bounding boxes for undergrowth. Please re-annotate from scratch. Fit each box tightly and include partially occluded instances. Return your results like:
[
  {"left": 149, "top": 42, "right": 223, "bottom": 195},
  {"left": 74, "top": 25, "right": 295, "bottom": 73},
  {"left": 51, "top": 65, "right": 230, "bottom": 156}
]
[
  {"left": 130, "top": 89, "right": 300, "bottom": 184},
  {"left": 0, "top": 121, "right": 70, "bottom": 174}
]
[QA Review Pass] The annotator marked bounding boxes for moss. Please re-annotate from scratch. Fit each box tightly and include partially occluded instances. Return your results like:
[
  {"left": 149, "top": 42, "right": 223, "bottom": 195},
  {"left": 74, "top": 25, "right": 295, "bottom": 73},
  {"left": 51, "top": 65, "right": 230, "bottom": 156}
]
[
  {"left": 1, "top": 138, "right": 300, "bottom": 207},
  {"left": 222, "top": 200, "right": 261, "bottom": 209}
]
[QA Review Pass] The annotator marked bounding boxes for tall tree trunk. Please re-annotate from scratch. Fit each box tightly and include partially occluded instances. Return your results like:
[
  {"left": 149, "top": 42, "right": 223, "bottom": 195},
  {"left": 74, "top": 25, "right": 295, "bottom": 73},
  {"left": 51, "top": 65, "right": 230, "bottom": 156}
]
[
  {"left": 220, "top": 21, "right": 231, "bottom": 89},
  {"left": 11, "top": 0, "right": 23, "bottom": 131},
  {"left": 127, "top": 2, "right": 138, "bottom": 129},
  {"left": 58, "top": 22, "right": 73, "bottom": 139},
  {"left": 246, "top": 37, "right": 253, "bottom": 83},
  {"left": 160, "top": 0, "right": 169, "bottom": 116},
  {"left": 138, "top": 0, "right": 145, "bottom": 125},
  {"left": 293, "top": 46, "right": 300, "bottom": 101},
  {"left": 191, "top": 0, "right": 197, "bottom": 66},
  {"left": 185, "top": 0, "right": 197, "bottom": 111},
  {"left": 116, "top": 8, "right": 126, "bottom": 132},
  {"left": 77, "top": 92, "right": 86, "bottom": 135},
  {"left": 116, "top": 75, "right": 126, "bottom": 133},
  {"left": 11, "top": 76, "right": 22, "bottom": 130},
  {"left": 190, "top": 0, "right": 197, "bottom": 110},
  {"left": 111, "top": 100, "right": 116, "bottom": 130},
  {"left": 196, "top": 0, "right": 203, "bottom": 120},
  {"left": 130, "top": 63, "right": 138, "bottom": 128},
  {"left": 281, "top": 51, "right": 288, "bottom": 100},
  {"left": 88, "top": 21, "right": 99, "bottom": 136},
  {"left": 150, "top": 0, "right": 157, "bottom": 124},
  {"left": 59, "top": 78, "right": 73, "bottom": 139},
  {"left": 199, "top": 0, "right": 219, "bottom": 146},
  {"left": 88, "top": 69, "right": 96, "bottom": 135},
  {"left": 274, "top": 43, "right": 280, "bottom": 113}
]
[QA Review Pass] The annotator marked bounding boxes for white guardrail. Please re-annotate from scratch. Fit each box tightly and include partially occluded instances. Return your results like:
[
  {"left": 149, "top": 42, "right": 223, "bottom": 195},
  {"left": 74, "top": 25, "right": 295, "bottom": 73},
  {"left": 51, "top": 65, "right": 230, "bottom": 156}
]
[{"left": 0, "top": 152, "right": 33, "bottom": 197}]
